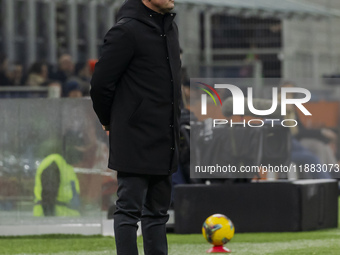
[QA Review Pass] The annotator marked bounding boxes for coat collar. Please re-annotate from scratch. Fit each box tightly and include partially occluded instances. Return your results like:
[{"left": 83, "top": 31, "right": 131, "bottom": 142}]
[{"left": 117, "top": 0, "right": 176, "bottom": 33}]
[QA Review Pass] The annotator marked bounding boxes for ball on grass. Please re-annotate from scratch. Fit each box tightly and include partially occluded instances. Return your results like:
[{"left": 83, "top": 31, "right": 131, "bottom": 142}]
[{"left": 202, "top": 214, "right": 235, "bottom": 246}]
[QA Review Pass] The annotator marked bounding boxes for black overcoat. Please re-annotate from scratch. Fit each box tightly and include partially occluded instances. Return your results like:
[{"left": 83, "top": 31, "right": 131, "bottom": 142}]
[{"left": 90, "top": 0, "right": 181, "bottom": 175}]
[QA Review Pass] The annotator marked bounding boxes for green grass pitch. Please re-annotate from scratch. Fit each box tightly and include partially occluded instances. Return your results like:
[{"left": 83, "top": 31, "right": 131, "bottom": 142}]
[{"left": 0, "top": 197, "right": 339, "bottom": 255}]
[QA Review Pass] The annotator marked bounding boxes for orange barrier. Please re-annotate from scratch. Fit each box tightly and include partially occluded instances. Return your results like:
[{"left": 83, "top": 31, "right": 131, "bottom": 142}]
[{"left": 297, "top": 101, "right": 340, "bottom": 129}]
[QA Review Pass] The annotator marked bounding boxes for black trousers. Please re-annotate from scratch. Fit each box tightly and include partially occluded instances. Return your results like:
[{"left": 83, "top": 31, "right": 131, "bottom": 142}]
[{"left": 113, "top": 171, "right": 172, "bottom": 255}]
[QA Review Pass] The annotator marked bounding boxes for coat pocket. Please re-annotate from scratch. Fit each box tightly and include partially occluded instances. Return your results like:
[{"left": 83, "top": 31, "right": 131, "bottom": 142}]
[{"left": 128, "top": 98, "right": 146, "bottom": 125}]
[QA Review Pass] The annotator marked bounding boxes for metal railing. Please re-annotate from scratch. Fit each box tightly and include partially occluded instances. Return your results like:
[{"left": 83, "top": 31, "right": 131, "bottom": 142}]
[{"left": 0, "top": 86, "right": 59, "bottom": 98}]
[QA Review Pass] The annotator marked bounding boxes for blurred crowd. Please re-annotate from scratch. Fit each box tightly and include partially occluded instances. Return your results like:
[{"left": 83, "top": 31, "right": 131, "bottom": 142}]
[{"left": 0, "top": 52, "right": 95, "bottom": 98}]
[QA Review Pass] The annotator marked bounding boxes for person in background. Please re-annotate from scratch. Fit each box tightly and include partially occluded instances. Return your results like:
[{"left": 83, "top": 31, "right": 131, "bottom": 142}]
[
  {"left": 25, "top": 62, "right": 48, "bottom": 86},
  {"left": 280, "top": 82, "right": 335, "bottom": 179},
  {"left": 0, "top": 53, "right": 12, "bottom": 86},
  {"left": 50, "top": 54, "right": 75, "bottom": 86},
  {"left": 67, "top": 62, "right": 91, "bottom": 96},
  {"left": 64, "top": 80, "right": 83, "bottom": 98},
  {"left": 33, "top": 130, "right": 83, "bottom": 217},
  {"left": 10, "top": 63, "right": 24, "bottom": 86}
]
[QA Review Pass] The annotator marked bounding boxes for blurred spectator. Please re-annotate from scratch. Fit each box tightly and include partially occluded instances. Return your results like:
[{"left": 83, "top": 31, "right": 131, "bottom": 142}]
[
  {"left": 50, "top": 54, "right": 75, "bottom": 85},
  {"left": 33, "top": 130, "right": 84, "bottom": 217},
  {"left": 280, "top": 81, "right": 335, "bottom": 178},
  {"left": 181, "top": 80, "right": 190, "bottom": 108},
  {"left": 0, "top": 53, "right": 12, "bottom": 86},
  {"left": 69, "top": 116, "right": 116, "bottom": 210},
  {"left": 67, "top": 62, "right": 91, "bottom": 96},
  {"left": 179, "top": 48, "right": 191, "bottom": 108},
  {"left": 10, "top": 63, "right": 24, "bottom": 86},
  {"left": 64, "top": 80, "right": 83, "bottom": 98},
  {"left": 26, "top": 62, "right": 48, "bottom": 86}
]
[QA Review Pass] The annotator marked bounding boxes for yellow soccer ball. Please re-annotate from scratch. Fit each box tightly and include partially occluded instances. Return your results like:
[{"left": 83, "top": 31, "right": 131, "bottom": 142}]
[{"left": 202, "top": 214, "right": 235, "bottom": 246}]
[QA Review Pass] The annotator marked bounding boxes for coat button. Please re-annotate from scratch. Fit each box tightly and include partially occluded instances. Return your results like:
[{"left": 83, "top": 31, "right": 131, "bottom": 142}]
[
  {"left": 172, "top": 102, "right": 174, "bottom": 105},
  {"left": 169, "top": 124, "right": 173, "bottom": 127},
  {"left": 171, "top": 79, "right": 173, "bottom": 82},
  {"left": 150, "top": 15, "right": 152, "bottom": 17},
  {"left": 166, "top": 56, "right": 169, "bottom": 60}
]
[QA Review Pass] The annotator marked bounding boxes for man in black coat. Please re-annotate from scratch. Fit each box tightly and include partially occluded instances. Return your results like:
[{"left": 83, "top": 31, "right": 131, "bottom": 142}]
[{"left": 90, "top": 0, "right": 181, "bottom": 254}]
